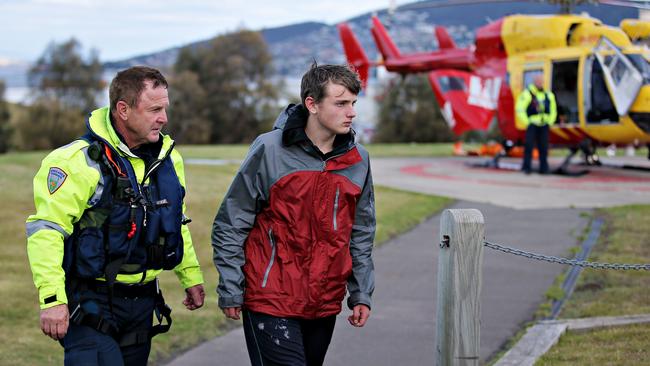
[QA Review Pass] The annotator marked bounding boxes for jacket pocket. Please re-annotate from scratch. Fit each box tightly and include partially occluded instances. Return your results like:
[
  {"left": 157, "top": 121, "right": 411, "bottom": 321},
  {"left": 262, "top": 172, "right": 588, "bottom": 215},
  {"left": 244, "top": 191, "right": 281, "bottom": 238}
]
[
  {"left": 75, "top": 227, "right": 106, "bottom": 278},
  {"left": 261, "top": 228, "right": 277, "bottom": 288},
  {"left": 333, "top": 186, "right": 340, "bottom": 231}
]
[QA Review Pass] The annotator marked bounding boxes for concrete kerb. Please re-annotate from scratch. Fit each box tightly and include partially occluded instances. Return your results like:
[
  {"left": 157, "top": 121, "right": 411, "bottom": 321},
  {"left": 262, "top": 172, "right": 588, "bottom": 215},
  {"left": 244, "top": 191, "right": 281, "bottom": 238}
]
[{"left": 494, "top": 314, "right": 650, "bottom": 366}]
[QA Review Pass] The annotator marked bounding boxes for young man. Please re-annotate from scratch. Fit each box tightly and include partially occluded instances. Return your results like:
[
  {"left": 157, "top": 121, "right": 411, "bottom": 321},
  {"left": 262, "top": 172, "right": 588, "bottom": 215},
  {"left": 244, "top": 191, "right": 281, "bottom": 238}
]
[
  {"left": 27, "top": 66, "right": 205, "bottom": 365},
  {"left": 212, "top": 64, "right": 375, "bottom": 365}
]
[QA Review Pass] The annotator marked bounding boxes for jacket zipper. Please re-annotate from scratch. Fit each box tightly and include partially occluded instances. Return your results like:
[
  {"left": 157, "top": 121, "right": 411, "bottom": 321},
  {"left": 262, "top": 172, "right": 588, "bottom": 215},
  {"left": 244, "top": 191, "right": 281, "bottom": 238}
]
[
  {"left": 139, "top": 141, "right": 176, "bottom": 228},
  {"left": 333, "top": 186, "right": 339, "bottom": 231},
  {"left": 262, "top": 228, "right": 276, "bottom": 288},
  {"left": 141, "top": 141, "right": 175, "bottom": 185}
]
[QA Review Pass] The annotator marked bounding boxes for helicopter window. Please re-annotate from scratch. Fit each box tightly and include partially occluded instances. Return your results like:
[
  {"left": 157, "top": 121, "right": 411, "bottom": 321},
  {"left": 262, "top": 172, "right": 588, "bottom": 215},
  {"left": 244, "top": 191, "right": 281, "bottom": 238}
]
[
  {"left": 593, "top": 38, "right": 644, "bottom": 116},
  {"left": 608, "top": 56, "right": 627, "bottom": 86},
  {"left": 586, "top": 58, "right": 618, "bottom": 124},
  {"left": 626, "top": 54, "right": 650, "bottom": 84},
  {"left": 523, "top": 70, "right": 543, "bottom": 88},
  {"left": 551, "top": 60, "right": 579, "bottom": 124},
  {"left": 438, "top": 76, "right": 466, "bottom": 93}
]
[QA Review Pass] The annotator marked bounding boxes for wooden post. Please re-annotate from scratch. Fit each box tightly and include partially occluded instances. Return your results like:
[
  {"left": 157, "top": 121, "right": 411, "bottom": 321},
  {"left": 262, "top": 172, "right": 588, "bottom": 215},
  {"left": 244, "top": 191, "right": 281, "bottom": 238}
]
[{"left": 436, "top": 209, "right": 485, "bottom": 366}]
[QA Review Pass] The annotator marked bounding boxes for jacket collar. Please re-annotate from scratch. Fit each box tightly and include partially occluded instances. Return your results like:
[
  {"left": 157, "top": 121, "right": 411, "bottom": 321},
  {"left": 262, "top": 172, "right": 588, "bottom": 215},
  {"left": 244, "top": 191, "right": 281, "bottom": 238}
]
[
  {"left": 528, "top": 84, "right": 544, "bottom": 94},
  {"left": 278, "top": 104, "right": 355, "bottom": 159},
  {"left": 86, "top": 107, "right": 173, "bottom": 159}
]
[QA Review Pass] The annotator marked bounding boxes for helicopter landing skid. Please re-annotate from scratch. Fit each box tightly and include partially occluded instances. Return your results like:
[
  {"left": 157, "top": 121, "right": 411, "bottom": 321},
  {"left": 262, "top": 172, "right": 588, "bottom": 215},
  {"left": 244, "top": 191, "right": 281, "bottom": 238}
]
[
  {"left": 468, "top": 153, "right": 589, "bottom": 176},
  {"left": 580, "top": 160, "right": 650, "bottom": 172}
]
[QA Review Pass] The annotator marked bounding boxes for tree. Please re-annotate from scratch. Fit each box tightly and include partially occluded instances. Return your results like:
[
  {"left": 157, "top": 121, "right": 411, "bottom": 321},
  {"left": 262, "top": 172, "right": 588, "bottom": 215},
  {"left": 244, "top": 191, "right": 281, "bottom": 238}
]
[
  {"left": 174, "top": 30, "right": 280, "bottom": 144},
  {"left": 16, "top": 99, "right": 85, "bottom": 151},
  {"left": 374, "top": 75, "right": 455, "bottom": 143},
  {"left": 167, "top": 71, "right": 211, "bottom": 144},
  {"left": 28, "top": 38, "right": 104, "bottom": 113},
  {"left": 0, "top": 80, "right": 12, "bottom": 153},
  {"left": 15, "top": 39, "right": 101, "bottom": 150}
]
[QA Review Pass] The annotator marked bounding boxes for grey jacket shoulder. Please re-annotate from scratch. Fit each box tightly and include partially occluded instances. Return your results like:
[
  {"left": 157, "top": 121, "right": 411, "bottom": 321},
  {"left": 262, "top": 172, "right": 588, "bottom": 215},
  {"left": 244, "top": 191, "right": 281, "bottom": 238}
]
[
  {"left": 355, "top": 142, "right": 370, "bottom": 161},
  {"left": 250, "top": 128, "right": 283, "bottom": 152}
]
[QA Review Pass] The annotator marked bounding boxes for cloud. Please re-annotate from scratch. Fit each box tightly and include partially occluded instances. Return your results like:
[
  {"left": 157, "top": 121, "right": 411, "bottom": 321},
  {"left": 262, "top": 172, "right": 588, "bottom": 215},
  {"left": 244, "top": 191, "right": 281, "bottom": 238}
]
[{"left": 0, "top": 0, "right": 406, "bottom": 61}]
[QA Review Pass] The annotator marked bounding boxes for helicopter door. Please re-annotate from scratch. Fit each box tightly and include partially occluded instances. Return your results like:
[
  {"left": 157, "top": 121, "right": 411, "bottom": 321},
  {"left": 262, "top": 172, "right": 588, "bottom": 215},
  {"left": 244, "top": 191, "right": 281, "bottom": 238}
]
[
  {"left": 593, "top": 37, "right": 643, "bottom": 116},
  {"left": 551, "top": 60, "right": 579, "bottom": 124}
]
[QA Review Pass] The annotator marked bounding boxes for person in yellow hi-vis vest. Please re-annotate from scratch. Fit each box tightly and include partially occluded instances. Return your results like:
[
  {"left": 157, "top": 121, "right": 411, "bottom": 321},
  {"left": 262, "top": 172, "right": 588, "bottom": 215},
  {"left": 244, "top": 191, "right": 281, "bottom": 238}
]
[
  {"left": 516, "top": 74, "right": 557, "bottom": 174},
  {"left": 26, "top": 66, "right": 205, "bottom": 365}
]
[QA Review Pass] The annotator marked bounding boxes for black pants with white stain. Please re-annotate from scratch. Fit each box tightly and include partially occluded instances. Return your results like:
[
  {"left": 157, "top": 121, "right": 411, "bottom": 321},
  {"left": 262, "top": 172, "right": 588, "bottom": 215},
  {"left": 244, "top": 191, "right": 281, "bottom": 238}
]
[{"left": 242, "top": 310, "right": 336, "bottom": 366}]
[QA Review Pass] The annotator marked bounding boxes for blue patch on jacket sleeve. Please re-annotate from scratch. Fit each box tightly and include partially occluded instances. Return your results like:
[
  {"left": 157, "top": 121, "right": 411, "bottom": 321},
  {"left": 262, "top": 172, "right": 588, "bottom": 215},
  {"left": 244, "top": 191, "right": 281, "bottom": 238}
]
[{"left": 47, "top": 167, "right": 68, "bottom": 194}]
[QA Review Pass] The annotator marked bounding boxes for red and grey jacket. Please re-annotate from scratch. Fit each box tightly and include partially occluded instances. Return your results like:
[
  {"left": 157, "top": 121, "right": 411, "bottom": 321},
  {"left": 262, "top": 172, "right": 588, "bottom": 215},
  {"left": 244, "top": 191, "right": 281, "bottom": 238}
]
[{"left": 212, "top": 104, "right": 375, "bottom": 319}]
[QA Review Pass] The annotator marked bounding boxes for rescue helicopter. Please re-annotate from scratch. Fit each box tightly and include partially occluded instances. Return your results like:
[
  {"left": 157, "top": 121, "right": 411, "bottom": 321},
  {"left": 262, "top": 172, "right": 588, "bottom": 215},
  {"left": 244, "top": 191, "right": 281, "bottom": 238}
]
[{"left": 337, "top": 2, "right": 650, "bottom": 172}]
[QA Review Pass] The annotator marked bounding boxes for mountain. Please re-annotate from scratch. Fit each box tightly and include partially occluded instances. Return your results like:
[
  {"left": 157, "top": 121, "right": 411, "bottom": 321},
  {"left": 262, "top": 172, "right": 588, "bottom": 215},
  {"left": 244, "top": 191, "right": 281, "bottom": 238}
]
[
  {"left": 103, "top": 1, "right": 638, "bottom": 78},
  {"left": 103, "top": 21, "right": 330, "bottom": 74}
]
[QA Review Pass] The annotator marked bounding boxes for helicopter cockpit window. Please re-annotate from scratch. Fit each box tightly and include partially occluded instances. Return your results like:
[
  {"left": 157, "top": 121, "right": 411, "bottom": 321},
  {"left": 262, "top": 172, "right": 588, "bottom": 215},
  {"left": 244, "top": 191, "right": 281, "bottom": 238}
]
[
  {"left": 523, "top": 70, "right": 543, "bottom": 88},
  {"left": 438, "top": 76, "right": 466, "bottom": 93},
  {"left": 551, "top": 60, "right": 579, "bottom": 124},
  {"left": 607, "top": 55, "right": 627, "bottom": 86},
  {"left": 585, "top": 57, "right": 618, "bottom": 124},
  {"left": 593, "top": 37, "right": 643, "bottom": 116},
  {"left": 626, "top": 54, "right": 650, "bottom": 84}
]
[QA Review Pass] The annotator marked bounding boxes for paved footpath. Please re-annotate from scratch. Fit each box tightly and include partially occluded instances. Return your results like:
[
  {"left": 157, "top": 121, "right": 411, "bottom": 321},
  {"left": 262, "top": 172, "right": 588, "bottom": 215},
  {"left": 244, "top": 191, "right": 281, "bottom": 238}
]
[{"left": 166, "top": 200, "right": 588, "bottom": 365}]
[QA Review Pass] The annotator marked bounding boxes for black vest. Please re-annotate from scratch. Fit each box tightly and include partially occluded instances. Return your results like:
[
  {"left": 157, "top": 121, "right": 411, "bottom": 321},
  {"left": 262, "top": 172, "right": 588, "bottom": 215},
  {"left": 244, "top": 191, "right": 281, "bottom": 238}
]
[{"left": 63, "top": 134, "right": 185, "bottom": 281}]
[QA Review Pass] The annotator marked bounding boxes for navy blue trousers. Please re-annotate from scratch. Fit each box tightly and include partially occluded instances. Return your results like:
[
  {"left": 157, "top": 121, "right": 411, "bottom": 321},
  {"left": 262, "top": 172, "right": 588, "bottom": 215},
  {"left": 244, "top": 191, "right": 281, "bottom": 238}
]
[
  {"left": 243, "top": 310, "right": 337, "bottom": 366},
  {"left": 522, "top": 124, "right": 550, "bottom": 174},
  {"left": 61, "top": 289, "right": 156, "bottom": 366}
]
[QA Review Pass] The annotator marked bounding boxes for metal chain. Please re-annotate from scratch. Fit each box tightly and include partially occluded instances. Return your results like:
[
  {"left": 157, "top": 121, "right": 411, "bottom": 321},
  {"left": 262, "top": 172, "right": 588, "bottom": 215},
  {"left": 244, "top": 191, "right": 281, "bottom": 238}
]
[{"left": 483, "top": 241, "right": 650, "bottom": 271}]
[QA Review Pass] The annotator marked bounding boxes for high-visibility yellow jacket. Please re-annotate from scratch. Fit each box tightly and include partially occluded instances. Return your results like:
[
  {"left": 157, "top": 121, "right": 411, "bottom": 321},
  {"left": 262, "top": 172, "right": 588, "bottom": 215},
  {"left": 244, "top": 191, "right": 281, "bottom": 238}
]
[
  {"left": 515, "top": 84, "right": 557, "bottom": 128},
  {"left": 26, "top": 107, "right": 203, "bottom": 309}
]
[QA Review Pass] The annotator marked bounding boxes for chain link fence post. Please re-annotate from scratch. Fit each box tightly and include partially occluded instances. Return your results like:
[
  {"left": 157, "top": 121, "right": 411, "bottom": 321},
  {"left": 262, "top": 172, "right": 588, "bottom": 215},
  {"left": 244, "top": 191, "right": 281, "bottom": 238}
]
[{"left": 436, "top": 209, "right": 485, "bottom": 366}]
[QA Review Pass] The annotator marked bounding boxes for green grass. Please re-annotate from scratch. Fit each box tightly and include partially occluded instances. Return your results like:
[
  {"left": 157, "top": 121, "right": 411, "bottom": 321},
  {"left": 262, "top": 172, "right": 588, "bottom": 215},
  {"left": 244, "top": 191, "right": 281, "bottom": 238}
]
[
  {"left": 176, "top": 144, "right": 250, "bottom": 160},
  {"left": 537, "top": 323, "right": 650, "bottom": 365},
  {"left": 176, "top": 142, "right": 469, "bottom": 160},
  {"left": 0, "top": 146, "right": 452, "bottom": 365},
  {"left": 174, "top": 142, "right": 650, "bottom": 161},
  {"left": 534, "top": 205, "right": 650, "bottom": 365},
  {"left": 366, "top": 143, "right": 468, "bottom": 157},
  {"left": 374, "top": 186, "right": 452, "bottom": 244},
  {"left": 559, "top": 206, "right": 650, "bottom": 318}
]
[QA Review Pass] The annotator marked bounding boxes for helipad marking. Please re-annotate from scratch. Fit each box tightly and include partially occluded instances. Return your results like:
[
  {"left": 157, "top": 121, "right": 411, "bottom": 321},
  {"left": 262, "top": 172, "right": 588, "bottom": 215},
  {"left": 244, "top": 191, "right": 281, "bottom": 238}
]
[{"left": 400, "top": 163, "right": 649, "bottom": 193}]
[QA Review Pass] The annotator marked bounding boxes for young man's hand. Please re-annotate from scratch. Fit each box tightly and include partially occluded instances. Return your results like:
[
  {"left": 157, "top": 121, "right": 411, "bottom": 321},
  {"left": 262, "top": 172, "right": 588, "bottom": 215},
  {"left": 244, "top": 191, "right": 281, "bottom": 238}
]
[
  {"left": 40, "top": 304, "right": 69, "bottom": 340},
  {"left": 348, "top": 304, "right": 370, "bottom": 327},
  {"left": 183, "top": 284, "right": 205, "bottom": 310},
  {"left": 223, "top": 307, "right": 242, "bottom": 320}
]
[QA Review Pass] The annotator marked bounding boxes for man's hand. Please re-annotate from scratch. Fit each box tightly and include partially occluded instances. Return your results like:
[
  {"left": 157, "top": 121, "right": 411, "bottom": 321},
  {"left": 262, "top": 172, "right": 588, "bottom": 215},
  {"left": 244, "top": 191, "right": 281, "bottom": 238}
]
[
  {"left": 183, "top": 284, "right": 205, "bottom": 310},
  {"left": 222, "top": 307, "right": 241, "bottom": 320},
  {"left": 348, "top": 304, "right": 370, "bottom": 327},
  {"left": 40, "top": 304, "right": 69, "bottom": 340}
]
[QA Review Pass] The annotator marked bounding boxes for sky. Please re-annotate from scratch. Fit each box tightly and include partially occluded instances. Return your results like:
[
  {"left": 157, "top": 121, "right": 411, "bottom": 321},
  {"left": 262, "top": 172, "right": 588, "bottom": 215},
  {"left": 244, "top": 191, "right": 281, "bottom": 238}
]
[{"left": 0, "top": 0, "right": 406, "bottom": 63}]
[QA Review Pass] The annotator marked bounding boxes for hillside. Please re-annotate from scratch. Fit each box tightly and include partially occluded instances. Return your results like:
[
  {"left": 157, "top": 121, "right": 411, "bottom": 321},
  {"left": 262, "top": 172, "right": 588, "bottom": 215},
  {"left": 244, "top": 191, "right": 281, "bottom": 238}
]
[{"left": 102, "top": 1, "right": 638, "bottom": 77}]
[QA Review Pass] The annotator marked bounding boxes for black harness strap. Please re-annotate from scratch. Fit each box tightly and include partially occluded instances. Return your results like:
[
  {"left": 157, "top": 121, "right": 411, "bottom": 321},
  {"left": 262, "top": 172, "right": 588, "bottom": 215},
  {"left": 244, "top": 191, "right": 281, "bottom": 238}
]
[
  {"left": 69, "top": 279, "right": 173, "bottom": 347},
  {"left": 117, "top": 283, "right": 173, "bottom": 347},
  {"left": 69, "top": 303, "right": 119, "bottom": 339}
]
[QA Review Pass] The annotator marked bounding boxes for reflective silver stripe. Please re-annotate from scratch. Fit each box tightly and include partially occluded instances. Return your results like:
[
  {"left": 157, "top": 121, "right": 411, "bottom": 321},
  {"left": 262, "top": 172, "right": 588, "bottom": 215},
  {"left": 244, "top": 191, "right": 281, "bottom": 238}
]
[
  {"left": 81, "top": 146, "right": 105, "bottom": 206},
  {"left": 26, "top": 220, "right": 69, "bottom": 238},
  {"left": 261, "top": 229, "right": 276, "bottom": 288},
  {"left": 333, "top": 186, "right": 340, "bottom": 231}
]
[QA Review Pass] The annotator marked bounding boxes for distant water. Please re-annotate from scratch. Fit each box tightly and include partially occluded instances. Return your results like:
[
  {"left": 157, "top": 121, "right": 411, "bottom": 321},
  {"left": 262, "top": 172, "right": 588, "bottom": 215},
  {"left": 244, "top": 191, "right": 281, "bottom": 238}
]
[
  {"left": 4, "top": 86, "right": 109, "bottom": 106},
  {"left": 2, "top": 69, "right": 114, "bottom": 105},
  {"left": 5, "top": 87, "right": 30, "bottom": 103}
]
